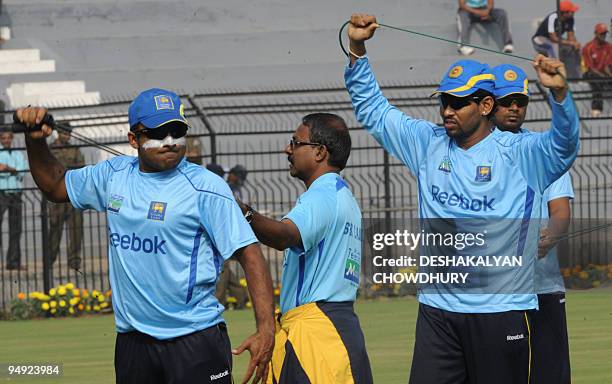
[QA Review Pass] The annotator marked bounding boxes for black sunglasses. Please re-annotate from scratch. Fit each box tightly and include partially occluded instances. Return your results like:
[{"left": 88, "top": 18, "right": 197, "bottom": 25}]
[
  {"left": 438, "top": 94, "right": 482, "bottom": 110},
  {"left": 497, "top": 94, "right": 529, "bottom": 108},
  {"left": 133, "top": 122, "right": 188, "bottom": 140},
  {"left": 289, "top": 138, "right": 323, "bottom": 150}
]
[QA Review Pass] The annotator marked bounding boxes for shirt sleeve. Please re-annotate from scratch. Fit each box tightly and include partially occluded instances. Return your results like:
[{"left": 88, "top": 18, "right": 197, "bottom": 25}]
[
  {"left": 198, "top": 187, "right": 258, "bottom": 261},
  {"left": 65, "top": 160, "right": 114, "bottom": 211},
  {"left": 547, "top": 14, "right": 557, "bottom": 34},
  {"left": 284, "top": 189, "right": 334, "bottom": 253},
  {"left": 513, "top": 92, "right": 580, "bottom": 194},
  {"left": 345, "top": 57, "right": 436, "bottom": 175},
  {"left": 545, "top": 171, "right": 574, "bottom": 201}
]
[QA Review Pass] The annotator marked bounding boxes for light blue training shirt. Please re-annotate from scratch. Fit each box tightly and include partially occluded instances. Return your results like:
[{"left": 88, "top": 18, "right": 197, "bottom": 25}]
[{"left": 66, "top": 156, "right": 258, "bottom": 339}]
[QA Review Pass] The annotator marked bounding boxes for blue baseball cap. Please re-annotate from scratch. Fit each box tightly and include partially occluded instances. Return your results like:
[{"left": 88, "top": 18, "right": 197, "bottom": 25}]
[
  {"left": 128, "top": 88, "right": 189, "bottom": 130},
  {"left": 491, "top": 64, "right": 530, "bottom": 99},
  {"left": 432, "top": 60, "right": 495, "bottom": 97}
]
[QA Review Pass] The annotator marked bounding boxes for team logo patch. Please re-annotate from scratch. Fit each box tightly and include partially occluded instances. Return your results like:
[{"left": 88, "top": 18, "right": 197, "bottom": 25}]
[
  {"left": 154, "top": 95, "right": 174, "bottom": 110},
  {"left": 504, "top": 70, "right": 517, "bottom": 82},
  {"left": 108, "top": 195, "right": 124, "bottom": 213},
  {"left": 344, "top": 259, "right": 360, "bottom": 284},
  {"left": 438, "top": 156, "right": 452, "bottom": 174},
  {"left": 448, "top": 65, "right": 463, "bottom": 78},
  {"left": 475, "top": 166, "right": 492, "bottom": 182},
  {"left": 147, "top": 201, "right": 167, "bottom": 221}
]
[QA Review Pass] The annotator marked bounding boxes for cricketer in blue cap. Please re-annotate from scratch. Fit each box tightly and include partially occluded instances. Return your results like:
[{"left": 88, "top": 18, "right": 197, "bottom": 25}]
[
  {"left": 13, "top": 90, "right": 277, "bottom": 383},
  {"left": 492, "top": 64, "right": 530, "bottom": 132},
  {"left": 346, "top": 12, "right": 579, "bottom": 384},
  {"left": 492, "top": 63, "right": 574, "bottom": 384}
]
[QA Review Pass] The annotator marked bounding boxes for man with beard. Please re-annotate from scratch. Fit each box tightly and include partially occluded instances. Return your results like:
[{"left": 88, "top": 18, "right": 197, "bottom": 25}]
[{"left": 345, "top": 13, "right": 579, "bottom": 383}]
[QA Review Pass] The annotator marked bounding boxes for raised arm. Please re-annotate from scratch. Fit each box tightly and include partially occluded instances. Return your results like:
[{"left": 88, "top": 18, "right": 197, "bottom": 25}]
[
  {"left": 516, "top": 55, "right": 580, "bottom": 192},
  {"left": 15, "top": 107, "right": 69, "bottom": 202},
  {"left": 345, "top": 13, "right": 436, "bottom": 175}
]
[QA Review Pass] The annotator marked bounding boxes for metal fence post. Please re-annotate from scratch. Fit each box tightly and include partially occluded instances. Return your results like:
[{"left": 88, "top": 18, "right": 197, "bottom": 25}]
[
  {"left": 40, "top": 197, "right": 52, "bottom": 294},
  {"left": 187, "top": 95, "right": 217, "bottom": 164}
]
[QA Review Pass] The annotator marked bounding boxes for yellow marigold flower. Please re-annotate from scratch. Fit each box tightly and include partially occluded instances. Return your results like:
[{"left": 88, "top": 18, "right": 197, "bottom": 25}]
[
  {"left": 85, "top": 305, "right": 91, "bottom": 311},
  {"left": 65, "top": 283, "right": 75, "bottom": 290},
  {"left": 239, "top": 278, "right": 247, "bottom": 287},
  {"left": 98, "top": 295, "right": 105, "bottom": 303},
  {"left": 17, "top": 292, "right": 26, "bottom": 300},
  {"left": 50, "top": 308, "right": 57, "bottom": 315},
  {"left": 92, "top": 290, "right": 100, "bottom": 298},
  {"left": 93, "top": 305, "right": 101, "bottom": 311},
  {"left": 59, "top": 300, "right": 67, "bottom": 308},
  {"left": 69, "top": 307, "right": 75, "bottom": 315},
  {"left": 69, "top": 298, "right": 79, "bottom": 306},
  {"left": 41, "top": 302, "right": 50, "bottom": 311},
  {"left": 39, "top": 294, "right": 50, "bottom": 302},
  {"left": 106, "top": 290, "right": 112, "bottom": 297},
  {"left": 100, "top": 302, "right": 109, "bottom": 309},
  {"left": 579, "top": 271, "right": 589, "bottom": 280},
  {"left": 227, "top": 297, "right": 238, "bottom": 304},
  {"left": 273, "top": 288, "right": 280, "bottom": 296},
  {"left": 50, "top": 301, "right": 57, "bottom": 309},
  {"left": 29, "top": 292, "right": 39, "bottom": 300},
  {"left": 78, "top": 304, "right": 84, "bottom": 311},
  {"left": 592, "top": 281, "right": 601, "bottom": 288},
  {"left": 82, "top": 289, "right": 89, "bottom": 298},
  {"left": 57, "top": 286, "right": 67, "bottom": 296},
  {"left": 49, "top": 288, "right": 57, "bottom": 296},
  {"left": 72, "top": 289, "right": 80, "bottom": 297},
  {"left": 246, "top": 302, "right": 252, "bottom": 308}
]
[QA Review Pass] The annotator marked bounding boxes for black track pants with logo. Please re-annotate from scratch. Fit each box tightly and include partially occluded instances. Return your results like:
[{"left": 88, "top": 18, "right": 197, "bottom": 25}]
[
  {"left": 115, "top": 323, "right": 233, "bottom": 384},
  {"left": 529, "top": 293, "right": 571, "bottom": 384},
  {"left": 409, "top": 303, "right": 532, "bottom": 384}
]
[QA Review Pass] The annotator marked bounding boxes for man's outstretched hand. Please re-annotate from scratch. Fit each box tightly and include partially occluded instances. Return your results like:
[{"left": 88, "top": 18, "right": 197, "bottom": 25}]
[
  {"left": 15, "top": 107, "right": 54, "bottom": 140},
  {"left": 232, "top": 329, "right": 274, "bottom": 384}
]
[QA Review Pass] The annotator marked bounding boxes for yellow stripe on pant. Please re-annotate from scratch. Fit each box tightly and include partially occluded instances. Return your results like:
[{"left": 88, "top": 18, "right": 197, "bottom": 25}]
[{"left": 267, "top": 302, "right": 356, "bottom": 384}]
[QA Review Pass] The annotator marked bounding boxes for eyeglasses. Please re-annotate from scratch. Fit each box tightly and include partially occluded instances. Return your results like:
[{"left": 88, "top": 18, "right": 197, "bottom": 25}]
[
  {"left": 497, "top": 94, "right": 529, "bottom": 108},
  {"left": 133, "top": 123, "right": 188, "bottom": 140},
  {"left": 289, "top": 138, "right": 323, "bottom": 150},
  {"left": 438, "top": 94, "right": 482, "bottom": 110}
]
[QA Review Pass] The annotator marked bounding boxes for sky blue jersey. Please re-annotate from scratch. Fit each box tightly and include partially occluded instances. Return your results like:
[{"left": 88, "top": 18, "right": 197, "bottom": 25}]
[
  {"left": 345, "top": 58, "right": 579, "bottom": 313},
  {"left": 65, "top": 156, "right": 258, "bottom": 339},
  {"left": 281, "top": 173, "right": 362, "bottom": 314},
  {"left": 533, "top": 140, "right": 574, "bottom": 294}
]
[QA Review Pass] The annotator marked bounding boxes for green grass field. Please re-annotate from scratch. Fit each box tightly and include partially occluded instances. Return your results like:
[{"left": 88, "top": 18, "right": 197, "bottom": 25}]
[{"left": 1, "top": 289, "right": 611, "bottom": 383}]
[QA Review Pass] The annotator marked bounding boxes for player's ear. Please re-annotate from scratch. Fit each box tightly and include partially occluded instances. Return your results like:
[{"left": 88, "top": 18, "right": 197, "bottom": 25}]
[
  {"left": 127, "top": 132, "right": 140, "bottom": 150},
  {"left": 480, "top": 95, "right": 495, "bottom": 117},
  {"left": 315, "top": 144, "right": 328, "bottom": 163}
]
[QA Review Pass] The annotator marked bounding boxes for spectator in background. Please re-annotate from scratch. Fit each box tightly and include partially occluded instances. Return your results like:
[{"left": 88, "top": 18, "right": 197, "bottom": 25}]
[
  {"left": 205, "top": 163, "right": 225, "bottom": 178},
  {"left": 457, "top": 0, "right": 514, "bottom": 56},
  {"left": 185, "top": 136, "right": 202, "bottom": 165},
  {"left": 0, "top": 130, "right": 27, "bottom": 270},
  {"left": 228, "top": 164, "right": 247, "bottom": 200},
  {"left": 532, "top": 1, "right": 581, "bottom": 78},
  {"left": 48, "top": 129, "right": 85, "bottom": 270},
  {"left": 582, "top": 23, "right": 611, "bottom": 117}
]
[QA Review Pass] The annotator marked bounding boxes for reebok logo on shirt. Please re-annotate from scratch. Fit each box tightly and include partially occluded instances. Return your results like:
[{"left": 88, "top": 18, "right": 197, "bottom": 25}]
[
  {"left": 506, "top": 334, "right": 525, "bottom": 341},
  {"left": 431, "top": 185, "right": 495, "bottom": 212},
  {"left": 109, "top": 232, "right": 167, "bottom": 254}
]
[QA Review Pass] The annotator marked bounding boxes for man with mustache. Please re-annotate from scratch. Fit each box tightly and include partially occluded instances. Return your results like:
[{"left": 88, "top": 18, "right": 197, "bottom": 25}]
[
  {"left": 345, "top": 13, "right": 579, "bottom": 383},
  {"left": 492, "top": 64, "right": 573, "bottom": 383},
  {"left": 237, "top": 113, "right": 373, "bottom": 383},
  {"left": 14, "top": 89, "right": 275, "bottom": 384}
]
